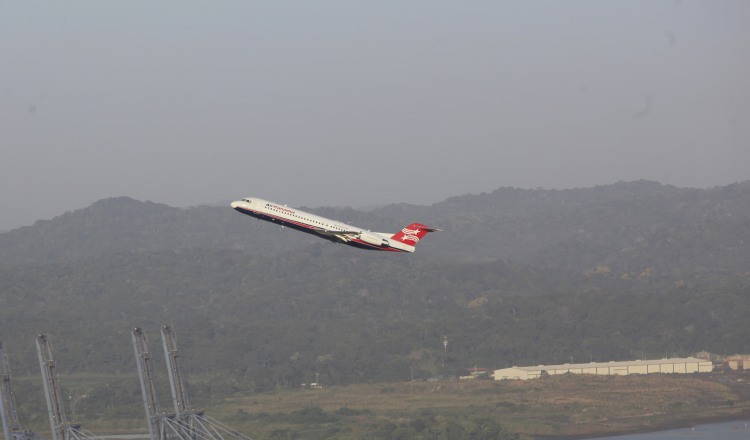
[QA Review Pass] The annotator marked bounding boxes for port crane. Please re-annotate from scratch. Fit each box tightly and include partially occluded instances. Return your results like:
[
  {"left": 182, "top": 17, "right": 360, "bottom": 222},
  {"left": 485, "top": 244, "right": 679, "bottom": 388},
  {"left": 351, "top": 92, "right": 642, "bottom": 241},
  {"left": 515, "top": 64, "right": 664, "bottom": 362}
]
[
  {"left": 132, "top": 325, "right": 253, "bottom": 440},
  {"left": 1, "top": 341, "right": 39, "bottom": 440},
  {"left": 35, "top": 335, "right": 99, "bottom": 440}
]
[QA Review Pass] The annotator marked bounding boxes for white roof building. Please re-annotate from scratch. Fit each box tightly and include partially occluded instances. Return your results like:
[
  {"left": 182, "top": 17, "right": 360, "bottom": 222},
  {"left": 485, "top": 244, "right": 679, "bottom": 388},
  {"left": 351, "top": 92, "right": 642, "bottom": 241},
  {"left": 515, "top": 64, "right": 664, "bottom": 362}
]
[{"left": 494, "top": 357, "right": 713, "bottom": 380}]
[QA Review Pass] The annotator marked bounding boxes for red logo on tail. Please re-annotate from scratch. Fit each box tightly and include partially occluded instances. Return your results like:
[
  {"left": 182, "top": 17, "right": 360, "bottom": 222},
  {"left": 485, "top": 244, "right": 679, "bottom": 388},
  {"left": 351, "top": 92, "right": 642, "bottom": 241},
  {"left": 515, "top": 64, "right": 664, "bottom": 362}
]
[{"left": 391, "top": 223, "right": 439, "bottom": 245}]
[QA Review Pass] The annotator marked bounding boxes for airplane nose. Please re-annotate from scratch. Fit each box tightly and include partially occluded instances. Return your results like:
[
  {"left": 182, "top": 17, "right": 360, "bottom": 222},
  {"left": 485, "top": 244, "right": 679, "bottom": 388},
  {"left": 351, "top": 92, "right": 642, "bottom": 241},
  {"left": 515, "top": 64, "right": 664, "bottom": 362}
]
[{"left": 231, "top": 201, "right": 241, "bottom": 209}]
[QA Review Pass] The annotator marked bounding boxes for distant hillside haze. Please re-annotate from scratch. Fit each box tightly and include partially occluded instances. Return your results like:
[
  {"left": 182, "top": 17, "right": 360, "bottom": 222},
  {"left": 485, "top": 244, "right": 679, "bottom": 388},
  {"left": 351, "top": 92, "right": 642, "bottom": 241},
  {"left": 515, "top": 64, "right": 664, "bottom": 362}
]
[
  {"left": 1, "top": 181, "right": 749, "bottom": 388},
  {"left": 2, "top": 181, "right": 749, "bottom": 279}
]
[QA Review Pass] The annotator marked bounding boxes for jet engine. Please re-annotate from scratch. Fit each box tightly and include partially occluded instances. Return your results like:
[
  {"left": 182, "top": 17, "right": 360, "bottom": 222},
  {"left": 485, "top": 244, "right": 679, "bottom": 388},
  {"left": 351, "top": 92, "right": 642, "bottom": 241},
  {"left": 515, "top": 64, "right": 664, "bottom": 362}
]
[{"left": 358, "top": 232, "right": 389, "bottom": 247}]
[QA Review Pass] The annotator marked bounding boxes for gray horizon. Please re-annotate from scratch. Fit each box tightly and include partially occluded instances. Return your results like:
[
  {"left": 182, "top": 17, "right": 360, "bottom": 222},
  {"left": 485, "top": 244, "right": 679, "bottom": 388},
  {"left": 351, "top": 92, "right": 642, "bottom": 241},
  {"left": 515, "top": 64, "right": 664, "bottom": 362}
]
[{"left": 2, "top": 1, "right": 748, "bottom": 230}]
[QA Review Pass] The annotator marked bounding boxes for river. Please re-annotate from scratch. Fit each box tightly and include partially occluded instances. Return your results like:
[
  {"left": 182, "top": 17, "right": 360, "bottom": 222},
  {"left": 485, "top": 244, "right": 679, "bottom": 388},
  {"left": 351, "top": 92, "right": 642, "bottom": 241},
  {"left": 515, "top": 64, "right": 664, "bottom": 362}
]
[{"left": 587, "top": 420, "right": 750, "bottom": 439}]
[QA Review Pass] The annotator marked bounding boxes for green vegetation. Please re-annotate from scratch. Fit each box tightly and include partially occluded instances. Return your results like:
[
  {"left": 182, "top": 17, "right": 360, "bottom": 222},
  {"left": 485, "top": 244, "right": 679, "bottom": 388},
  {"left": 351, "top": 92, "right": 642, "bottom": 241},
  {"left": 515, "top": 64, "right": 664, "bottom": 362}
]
[
  {"left": 1, "top": 181, "right": 750, "bottom": 438},
  {"left": 8, "top": 373, "right": 749, "bottom": 440},
  {"left": 1, "top": 250, "right": 748, "bottom": 391},
  {"left": 199, "top": 374, "right": 750, "bottom": 439}
]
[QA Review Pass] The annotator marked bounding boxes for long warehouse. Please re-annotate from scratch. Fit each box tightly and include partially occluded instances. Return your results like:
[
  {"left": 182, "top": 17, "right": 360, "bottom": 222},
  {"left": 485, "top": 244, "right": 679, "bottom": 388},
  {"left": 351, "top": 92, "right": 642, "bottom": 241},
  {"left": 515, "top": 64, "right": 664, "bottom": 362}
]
[{"left": 494, "top": 357, "right": 713, "bottom": 380}]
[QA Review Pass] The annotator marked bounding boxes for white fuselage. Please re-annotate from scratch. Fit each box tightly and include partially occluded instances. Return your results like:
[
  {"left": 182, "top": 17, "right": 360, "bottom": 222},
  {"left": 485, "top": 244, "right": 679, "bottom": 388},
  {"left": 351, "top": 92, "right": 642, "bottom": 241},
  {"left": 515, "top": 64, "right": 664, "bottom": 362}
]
[{"left": 231, "top": 197, "right": 416, "bottom": 252}]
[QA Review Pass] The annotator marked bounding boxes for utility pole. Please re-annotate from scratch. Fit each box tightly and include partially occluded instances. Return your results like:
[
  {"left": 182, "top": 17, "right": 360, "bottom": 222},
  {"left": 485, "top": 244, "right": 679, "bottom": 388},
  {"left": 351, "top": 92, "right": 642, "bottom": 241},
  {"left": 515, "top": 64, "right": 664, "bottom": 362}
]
[{"left": 442, "top": 336, "right": 448, "bottom": 370}]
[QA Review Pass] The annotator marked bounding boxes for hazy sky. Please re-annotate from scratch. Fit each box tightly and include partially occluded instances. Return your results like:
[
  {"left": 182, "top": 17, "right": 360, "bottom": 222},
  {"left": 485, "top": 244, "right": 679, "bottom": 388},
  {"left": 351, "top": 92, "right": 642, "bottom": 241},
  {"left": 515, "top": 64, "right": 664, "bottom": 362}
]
[{"left": 2, "top": 1, "right": 749, "bottom": 230}]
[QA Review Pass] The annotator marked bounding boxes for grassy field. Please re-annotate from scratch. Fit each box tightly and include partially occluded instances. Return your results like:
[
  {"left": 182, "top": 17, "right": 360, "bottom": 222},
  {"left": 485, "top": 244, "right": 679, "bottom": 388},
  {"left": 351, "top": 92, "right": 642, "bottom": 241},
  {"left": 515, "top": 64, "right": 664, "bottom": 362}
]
[
  {"left": 209, "top": 372, "right": 750, "bottom": 439},
  {"left": 8, "top": 372, "right": 750, "bottom": 440}
]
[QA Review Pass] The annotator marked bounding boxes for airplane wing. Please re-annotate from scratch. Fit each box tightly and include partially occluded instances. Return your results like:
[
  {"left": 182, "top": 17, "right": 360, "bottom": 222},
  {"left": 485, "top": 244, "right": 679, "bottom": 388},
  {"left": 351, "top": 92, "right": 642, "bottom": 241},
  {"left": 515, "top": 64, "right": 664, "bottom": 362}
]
[{"left": 315, "top": 229, "right": 360, "bottom": 243}]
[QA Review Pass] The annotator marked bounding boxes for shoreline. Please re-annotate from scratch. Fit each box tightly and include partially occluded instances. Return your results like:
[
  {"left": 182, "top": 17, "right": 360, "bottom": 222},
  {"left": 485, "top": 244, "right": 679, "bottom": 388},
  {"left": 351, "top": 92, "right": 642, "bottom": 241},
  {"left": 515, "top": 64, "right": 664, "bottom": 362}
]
[{"left": 536, "top": 412, "right": 750, "bottom": 440}]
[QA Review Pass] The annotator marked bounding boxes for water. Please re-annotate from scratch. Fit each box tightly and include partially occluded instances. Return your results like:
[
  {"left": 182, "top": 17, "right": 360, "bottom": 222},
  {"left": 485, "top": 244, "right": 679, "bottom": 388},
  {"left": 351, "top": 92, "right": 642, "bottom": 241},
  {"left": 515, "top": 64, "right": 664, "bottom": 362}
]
[
  {"left": 588, "top": 420, "right": 750, "bottom": 439},
  {"left": 97, "top": 436, "right": 150, "bottom": 439}
]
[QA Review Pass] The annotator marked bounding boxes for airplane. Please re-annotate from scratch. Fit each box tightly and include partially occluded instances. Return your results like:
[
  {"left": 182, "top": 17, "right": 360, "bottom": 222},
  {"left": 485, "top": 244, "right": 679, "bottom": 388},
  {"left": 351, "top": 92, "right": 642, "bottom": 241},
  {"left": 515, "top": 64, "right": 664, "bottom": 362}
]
[{"left": 231, "top": 197, "right": 439, "bottom": 253}]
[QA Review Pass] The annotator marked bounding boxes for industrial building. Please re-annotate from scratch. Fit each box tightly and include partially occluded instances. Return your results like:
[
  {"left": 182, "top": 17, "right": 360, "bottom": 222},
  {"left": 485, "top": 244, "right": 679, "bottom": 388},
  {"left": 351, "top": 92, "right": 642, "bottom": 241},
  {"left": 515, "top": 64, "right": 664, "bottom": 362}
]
[
  {"left": 725, "top": 355, "right": 750, "bottom": 371},
  {"left": 494, "top": 357, "right": 713, "bottom": 380}
]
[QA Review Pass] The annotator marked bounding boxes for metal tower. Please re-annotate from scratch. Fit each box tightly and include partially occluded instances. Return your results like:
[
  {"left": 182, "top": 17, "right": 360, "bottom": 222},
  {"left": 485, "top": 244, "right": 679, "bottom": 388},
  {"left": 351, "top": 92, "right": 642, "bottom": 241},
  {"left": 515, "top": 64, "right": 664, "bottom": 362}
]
[
  {"left": 132, "top": 328, "right": 164, "bottom": 440},
  {"left": 132, "top": 326, "right": 253, "bottom": 440},
  {"left": 160, "top": 325, "right": 191, "bottom": 421},
  {"left": 1, "top": 341, "right": 38, "bottom": 440},
  {"left": 35, "top": 335, "right": 97, "bottom": 440},
  {"left": 160, "top": 325, "right": 203, "bottom": 440}
]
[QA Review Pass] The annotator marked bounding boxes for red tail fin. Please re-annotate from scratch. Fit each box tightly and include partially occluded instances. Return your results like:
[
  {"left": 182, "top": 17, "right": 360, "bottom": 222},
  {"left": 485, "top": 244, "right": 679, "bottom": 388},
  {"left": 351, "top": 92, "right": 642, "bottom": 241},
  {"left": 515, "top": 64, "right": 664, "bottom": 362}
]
[{"left": 390, "top": 223, "right": 439, "bottom": 246}]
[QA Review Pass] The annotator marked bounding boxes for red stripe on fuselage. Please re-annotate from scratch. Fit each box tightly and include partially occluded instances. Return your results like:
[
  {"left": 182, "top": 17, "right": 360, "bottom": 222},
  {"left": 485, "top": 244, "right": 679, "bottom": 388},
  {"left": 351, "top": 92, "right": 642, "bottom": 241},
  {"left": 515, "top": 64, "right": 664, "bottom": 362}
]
[{"left": 235, "top": 206, "right": 409, "bottom": 252}]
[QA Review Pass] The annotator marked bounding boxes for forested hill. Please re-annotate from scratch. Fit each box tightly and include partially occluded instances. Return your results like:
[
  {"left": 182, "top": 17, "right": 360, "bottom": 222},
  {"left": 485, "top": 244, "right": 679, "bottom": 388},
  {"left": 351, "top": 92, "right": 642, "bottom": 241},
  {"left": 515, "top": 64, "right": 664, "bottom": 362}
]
[
  {"left": 2, "top": 181, "right": 749, "bottom": 278},
  {"left": 1, "top": 181, "right": 749, "bottom": 391}
]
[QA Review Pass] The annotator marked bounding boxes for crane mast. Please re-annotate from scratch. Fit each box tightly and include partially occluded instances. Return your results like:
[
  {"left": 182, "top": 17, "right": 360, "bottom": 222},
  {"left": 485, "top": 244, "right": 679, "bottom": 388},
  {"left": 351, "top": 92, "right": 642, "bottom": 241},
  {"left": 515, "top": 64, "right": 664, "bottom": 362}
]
[
  {"left": 1, "top": 342, "right": 39, "bottom": 440},
  {"left": 0, "top": 363, "right": 10, "bottom": 440},
  {"left": 1, "top": 342, "right": 16, "bottom": 440},
  {"left": 132, "top": 328, "right": 163, "bottom": 440},
  {"left": 35, "top": 335, "right": 97, "bottom": 440},
  {"left": 6, "top": 327, "right": 255, "bottom": 440},
  {"left": 35, "top": 335, "right": 67, "bottom": 440},
  {"left": 1, "top": 341, "right": 20, "bottom": 440},
  {"left": 160, "top": 325, "right": 199, "bottom": 440},
  {"left": 0, "top": 341, "right": 37, "bottom": 440},
  {"left": 160, "top": 325, "right": 191, "bottom": 419},
  {"left": 132, "top": 326, "right": 253, "bottom": 440}
]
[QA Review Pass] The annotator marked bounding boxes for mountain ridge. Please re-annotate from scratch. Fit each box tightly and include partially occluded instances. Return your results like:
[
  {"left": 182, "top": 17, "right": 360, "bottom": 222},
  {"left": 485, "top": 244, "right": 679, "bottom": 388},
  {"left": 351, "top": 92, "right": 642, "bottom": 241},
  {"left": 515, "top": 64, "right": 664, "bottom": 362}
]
[
  {"left": 3, "top": 180, "right": 748, "bottom": 277},
  {"left": 1, "top": 180, "right": 749, "bottom": 388}
]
